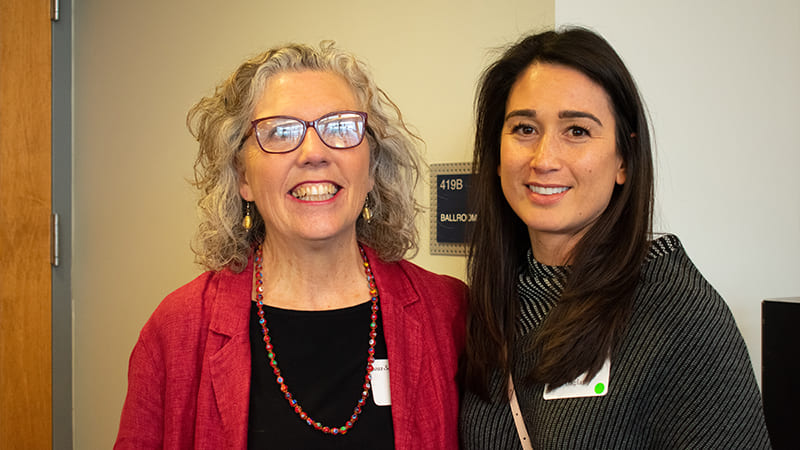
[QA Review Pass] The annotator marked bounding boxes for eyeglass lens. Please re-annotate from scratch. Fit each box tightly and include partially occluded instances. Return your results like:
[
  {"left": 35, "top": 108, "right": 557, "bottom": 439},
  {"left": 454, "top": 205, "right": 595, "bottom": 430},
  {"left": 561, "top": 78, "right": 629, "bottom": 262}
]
[{"left": 254, "top": 111, "right": 366, "bottom": 153}]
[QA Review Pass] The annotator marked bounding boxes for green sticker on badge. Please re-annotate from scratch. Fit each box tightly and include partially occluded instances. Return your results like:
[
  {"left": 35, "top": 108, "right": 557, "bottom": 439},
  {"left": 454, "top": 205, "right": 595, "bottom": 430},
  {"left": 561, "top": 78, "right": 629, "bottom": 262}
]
[{"left": 594, "top": 382, "right": 605, "bottom": 394}]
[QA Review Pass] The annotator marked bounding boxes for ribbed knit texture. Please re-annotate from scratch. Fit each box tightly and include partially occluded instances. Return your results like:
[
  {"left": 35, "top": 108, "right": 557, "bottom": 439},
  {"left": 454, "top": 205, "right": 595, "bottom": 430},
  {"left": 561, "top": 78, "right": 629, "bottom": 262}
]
[{"left": 460, "top": 235, "right": 771, "bottom": 449}]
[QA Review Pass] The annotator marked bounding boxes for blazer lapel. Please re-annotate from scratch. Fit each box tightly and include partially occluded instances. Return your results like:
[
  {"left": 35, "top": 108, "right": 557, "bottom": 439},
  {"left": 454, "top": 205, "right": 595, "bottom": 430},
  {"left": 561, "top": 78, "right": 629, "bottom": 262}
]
[
  {"left": 365, "top": 247, "right": 424, "bottom": 444},
  {"left": 207, "top": 260, "right": 254, "bottom": 448}
]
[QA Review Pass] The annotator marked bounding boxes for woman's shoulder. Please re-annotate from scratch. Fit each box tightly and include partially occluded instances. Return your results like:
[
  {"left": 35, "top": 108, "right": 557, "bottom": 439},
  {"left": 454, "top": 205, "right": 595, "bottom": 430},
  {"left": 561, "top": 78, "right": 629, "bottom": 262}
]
[
  {"left": 634, "top": 234, "right": 738, "bottom": 336},
  {"left": 641, "top": 234, "right": 717, "bottom": 297},
  {"left": 151, "top": 270, "right": 221, "bottom": 317},
  {"left": 363, "top": 245, "right": 466, "bottom": 295},
  {"left": 141, "top": 267, "right": 251, "bottom": 340},
  {"left": 371, "top": 254, "right": 467, "bottom": 349},
  {"left": 399, "top": 259, "right": 466, "bottom": 289},
  {"left": 382, "top": 257, "right": 467, "bottom": 299}
]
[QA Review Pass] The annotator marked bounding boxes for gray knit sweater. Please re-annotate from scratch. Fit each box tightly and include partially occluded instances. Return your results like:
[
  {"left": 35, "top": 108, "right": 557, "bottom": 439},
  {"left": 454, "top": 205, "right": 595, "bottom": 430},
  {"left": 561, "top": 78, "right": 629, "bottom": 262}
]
[{"left": 460, "top": 234, "right": 771, "bottom": 449}]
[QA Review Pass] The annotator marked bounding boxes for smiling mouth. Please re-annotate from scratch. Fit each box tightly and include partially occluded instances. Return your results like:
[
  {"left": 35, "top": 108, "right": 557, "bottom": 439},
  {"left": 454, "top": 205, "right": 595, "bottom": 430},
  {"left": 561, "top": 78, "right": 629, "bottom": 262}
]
[
  {"left": 528, "top": 185, "right": 569, "bottom": 195},
  {"left": 291, "top": 182, "right": 340, "bottom": 201}
]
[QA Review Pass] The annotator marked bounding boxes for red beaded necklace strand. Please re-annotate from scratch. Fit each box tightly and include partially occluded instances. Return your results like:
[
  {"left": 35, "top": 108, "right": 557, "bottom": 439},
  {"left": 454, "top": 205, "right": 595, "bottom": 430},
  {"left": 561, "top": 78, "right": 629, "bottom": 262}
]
[{"left": 253, "top": 244, "right": 379, "bottom": 436}]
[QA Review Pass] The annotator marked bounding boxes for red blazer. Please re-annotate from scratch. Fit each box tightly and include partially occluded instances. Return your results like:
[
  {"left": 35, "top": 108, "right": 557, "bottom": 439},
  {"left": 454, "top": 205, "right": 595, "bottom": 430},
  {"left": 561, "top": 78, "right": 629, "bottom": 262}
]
[{"left": 114, "top": 246, "right": 466, "bottom": 449}]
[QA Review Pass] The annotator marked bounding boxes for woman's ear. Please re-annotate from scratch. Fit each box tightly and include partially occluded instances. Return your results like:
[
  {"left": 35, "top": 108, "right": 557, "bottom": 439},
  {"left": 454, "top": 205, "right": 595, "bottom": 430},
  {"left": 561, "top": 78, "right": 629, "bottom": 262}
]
[
  {"left": 237, "top": 154, "right": 253, "bottom": 201},
  {"left": 616, "top": 163, "right": 627, "bottom": 185},
  {"left": 239, "top": 182, "right": 253, "bottom": 201},
  {"left": 615, "top": 148, "right": 627, "bottom": 185}
]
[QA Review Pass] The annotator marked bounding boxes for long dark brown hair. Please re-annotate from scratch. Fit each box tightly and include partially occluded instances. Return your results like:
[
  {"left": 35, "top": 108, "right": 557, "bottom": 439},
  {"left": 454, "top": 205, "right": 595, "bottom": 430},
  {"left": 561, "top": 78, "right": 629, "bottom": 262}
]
[{"left": 463, "top": 27, "right": 654, "bottom": 398}]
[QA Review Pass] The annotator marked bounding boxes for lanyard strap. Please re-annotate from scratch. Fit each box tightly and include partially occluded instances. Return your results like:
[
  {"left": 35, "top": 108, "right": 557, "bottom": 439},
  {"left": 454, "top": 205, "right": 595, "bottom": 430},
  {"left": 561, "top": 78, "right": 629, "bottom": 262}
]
[{"left": 508, "top": 374, "right": 533, "bottom": 450}]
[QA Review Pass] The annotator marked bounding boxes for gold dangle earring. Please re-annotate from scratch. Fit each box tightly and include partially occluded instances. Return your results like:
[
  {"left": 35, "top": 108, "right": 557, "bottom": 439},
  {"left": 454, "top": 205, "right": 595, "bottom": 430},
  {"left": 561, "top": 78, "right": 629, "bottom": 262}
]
[
  {"left": 361, "top": 195, "right": 373, "bottom": 223},
  {"left": 242, "top": 201, "right": 253, "bottom": 230}
]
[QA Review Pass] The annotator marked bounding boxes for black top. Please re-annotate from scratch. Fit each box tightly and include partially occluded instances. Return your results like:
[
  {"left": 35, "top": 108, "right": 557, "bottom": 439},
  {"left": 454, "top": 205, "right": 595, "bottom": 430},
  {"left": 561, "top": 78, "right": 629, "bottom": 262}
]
[{"left": 248, "top": 300, "right": 394, "bottom": 449}]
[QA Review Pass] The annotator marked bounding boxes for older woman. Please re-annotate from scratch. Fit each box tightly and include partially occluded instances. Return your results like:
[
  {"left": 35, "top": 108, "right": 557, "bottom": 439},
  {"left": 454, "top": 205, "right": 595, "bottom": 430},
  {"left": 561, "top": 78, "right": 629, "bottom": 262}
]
[
  {"left": 115, "top": 43, "right": 465, "bottom": 449},
  {"left": 459, "top": 28, "right": 770, "bottom": 449}
]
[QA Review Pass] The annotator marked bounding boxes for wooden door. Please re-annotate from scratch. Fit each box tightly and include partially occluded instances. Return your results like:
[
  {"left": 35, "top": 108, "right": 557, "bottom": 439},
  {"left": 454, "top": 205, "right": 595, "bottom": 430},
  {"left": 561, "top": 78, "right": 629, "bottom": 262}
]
[{"left": 0, "top": 0, "right": 53, "bottom": 448}]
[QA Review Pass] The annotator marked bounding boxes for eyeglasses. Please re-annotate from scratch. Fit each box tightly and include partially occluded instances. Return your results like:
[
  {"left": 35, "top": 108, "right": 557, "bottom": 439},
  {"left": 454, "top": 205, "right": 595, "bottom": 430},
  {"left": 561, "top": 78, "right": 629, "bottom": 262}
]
[{"left": 248, "top": 110, "right": 368, "bottom": 154}]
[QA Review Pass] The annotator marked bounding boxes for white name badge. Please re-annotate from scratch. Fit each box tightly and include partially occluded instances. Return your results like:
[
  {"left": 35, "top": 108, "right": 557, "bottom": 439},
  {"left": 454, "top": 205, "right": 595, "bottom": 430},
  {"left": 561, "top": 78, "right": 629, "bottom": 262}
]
[
  {"left": 370, "top": 359, "right": 391, "bottom": 406},
  {"left": 543, "top": 358, "right": 610, "bottom": 400}
]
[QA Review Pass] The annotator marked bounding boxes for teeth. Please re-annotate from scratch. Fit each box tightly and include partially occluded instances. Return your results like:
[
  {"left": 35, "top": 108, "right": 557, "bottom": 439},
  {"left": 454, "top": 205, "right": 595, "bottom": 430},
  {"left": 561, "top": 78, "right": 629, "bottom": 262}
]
[
  {"left": 528, "top": 185, "right": 569, "bottom": 195},
  {"left": 291, "top": 183, "right": 339, "bottom": 201}
]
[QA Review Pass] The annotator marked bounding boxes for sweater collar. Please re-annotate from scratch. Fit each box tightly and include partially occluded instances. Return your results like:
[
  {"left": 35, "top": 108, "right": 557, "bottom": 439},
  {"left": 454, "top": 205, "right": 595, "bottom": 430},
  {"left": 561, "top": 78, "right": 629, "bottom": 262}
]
[{"left": 523, "top": 247, "right": 569, "bottom": 283}]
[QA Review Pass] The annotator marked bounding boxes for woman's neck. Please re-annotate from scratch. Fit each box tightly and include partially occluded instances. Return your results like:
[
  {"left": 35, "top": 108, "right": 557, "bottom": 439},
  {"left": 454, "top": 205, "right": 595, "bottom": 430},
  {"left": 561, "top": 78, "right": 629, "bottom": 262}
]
[
  {"left": 528, "top": 230, "right": 580, "bottom": 266},
  {"left": 253, "top": 234, "right": 371, "bottom": 311}
]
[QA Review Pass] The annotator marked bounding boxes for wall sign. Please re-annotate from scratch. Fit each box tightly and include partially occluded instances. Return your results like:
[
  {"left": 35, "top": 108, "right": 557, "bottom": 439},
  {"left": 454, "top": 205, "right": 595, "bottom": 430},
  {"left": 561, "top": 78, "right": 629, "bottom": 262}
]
[{"left": 429, "top": 162, "right": 476, "bottom": 256}]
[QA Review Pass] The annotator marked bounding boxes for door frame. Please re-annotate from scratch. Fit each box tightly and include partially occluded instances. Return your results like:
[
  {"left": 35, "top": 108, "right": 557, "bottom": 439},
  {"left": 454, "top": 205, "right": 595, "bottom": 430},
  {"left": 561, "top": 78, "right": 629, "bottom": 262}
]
[{"left": 52, "top": 0, "right": 73, "bottom": 448}]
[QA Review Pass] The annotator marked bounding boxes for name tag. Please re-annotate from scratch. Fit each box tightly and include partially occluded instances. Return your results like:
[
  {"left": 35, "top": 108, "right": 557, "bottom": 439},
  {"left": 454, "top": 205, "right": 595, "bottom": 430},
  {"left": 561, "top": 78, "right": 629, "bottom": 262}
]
[
  {"left": 543, "top": 358, "right": 610, "bottom": 400},
  {"left": 370, "top": 359, "right": 391, "bottom": 406}
]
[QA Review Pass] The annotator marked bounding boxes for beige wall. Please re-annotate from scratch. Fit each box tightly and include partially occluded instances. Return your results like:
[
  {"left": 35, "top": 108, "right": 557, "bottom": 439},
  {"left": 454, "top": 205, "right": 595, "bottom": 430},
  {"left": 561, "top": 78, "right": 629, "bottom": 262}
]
[{"left": 73, "top": 1, "right": 554, "bottom": 447}]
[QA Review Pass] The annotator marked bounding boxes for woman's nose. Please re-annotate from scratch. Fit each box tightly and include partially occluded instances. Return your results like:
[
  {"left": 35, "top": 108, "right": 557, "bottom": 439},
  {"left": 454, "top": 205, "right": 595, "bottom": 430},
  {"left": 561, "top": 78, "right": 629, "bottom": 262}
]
[
  {"left": 530, "top": 133, "right": 561, "bottom": 172},
  {"left": 295, "top": 127, "right": 330, "bottom": 165}
]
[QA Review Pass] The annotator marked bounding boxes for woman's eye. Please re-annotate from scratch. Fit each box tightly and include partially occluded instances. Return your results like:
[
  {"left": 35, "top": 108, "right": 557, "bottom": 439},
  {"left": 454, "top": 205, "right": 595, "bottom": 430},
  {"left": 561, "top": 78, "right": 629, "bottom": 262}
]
[
  {"left": 511, "top": 123, "right": 535, "bottom": 135},
  {"left": 568, "top": 126, "right": 590, "bottom": 138},
  {"left": 267, "top": 123, "right": 303, "bottom": 142},
  {"left": 272, "top": 127, "right": 292, "bottom": 139}
]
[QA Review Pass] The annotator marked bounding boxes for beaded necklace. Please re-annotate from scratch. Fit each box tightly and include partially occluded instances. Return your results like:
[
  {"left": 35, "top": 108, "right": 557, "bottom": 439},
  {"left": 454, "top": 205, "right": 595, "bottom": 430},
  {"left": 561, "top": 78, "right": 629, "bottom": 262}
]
[{"left": 253, "top": 244, "right": 379, "bottom": 436}]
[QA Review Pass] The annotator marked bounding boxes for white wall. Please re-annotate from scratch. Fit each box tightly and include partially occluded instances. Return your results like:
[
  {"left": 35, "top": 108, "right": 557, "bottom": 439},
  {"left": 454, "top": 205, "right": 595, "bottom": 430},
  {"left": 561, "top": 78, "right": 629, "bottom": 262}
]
[
  {"left": 556, "top": 0, "right": 800, "bottom": 382},
  {"left": 72, "top": 1, "right": 554, "bottom": 448}
]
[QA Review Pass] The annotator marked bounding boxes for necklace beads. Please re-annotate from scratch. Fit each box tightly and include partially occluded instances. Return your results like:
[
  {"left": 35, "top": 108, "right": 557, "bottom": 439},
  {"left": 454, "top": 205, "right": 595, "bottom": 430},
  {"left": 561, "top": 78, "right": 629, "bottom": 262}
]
[{"left": 253, "top": 244, "right": 380, "bottom": 436}]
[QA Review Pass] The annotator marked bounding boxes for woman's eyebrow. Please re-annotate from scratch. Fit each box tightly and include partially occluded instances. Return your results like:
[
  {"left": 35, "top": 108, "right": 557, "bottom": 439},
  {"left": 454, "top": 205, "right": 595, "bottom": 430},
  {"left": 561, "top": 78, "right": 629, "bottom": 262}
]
[
  {"left": 559, "top": 110, "right": 603, "bottom": 126},
  {"left": 505, "top": 109, "right": 536, "bottom": 121},
  {"left": 505, "top": 109, "right": 603, "bottom": 127}
]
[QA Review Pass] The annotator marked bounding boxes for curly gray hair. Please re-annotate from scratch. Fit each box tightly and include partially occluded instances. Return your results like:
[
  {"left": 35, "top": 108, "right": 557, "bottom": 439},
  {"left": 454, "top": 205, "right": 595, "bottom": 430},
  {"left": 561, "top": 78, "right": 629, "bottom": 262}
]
[{"left": 187, "top": 42, "right": 423, "bottom": 272}]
